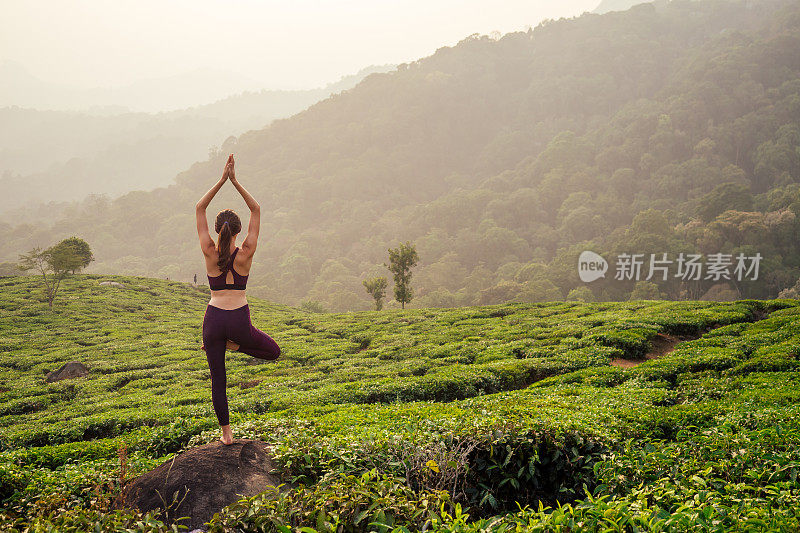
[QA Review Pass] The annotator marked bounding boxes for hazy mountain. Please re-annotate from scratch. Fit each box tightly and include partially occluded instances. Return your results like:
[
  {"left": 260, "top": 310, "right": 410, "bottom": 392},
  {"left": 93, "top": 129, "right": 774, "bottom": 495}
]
[
  {"left": 3, "top": 0, "right": 798, "bottom": 311},
  {"left": 0, "top": 61, "right": 265, "bottom": 112},
  {"left": 0, "top": 64, "right": 393, "bottom": 214},
  {"left": 593, "top": 0, "right": 656, "bottom": 14}
]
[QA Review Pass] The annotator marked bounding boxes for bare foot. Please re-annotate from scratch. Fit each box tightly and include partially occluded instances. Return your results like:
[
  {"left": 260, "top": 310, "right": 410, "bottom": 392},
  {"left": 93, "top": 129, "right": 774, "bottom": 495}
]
[
  {"left": 220, "top": 425, "right": 233, "bottom": 445},
  {"left": 201, "top": 341, "right": 238, "bottom": 352}
]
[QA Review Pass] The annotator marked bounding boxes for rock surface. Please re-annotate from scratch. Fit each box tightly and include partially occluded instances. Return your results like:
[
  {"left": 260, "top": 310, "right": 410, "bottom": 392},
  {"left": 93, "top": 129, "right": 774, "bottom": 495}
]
[
  {"left": 99, "top": 281, "right": 125, "bottom": 287},
  {"left": 45, "top": 361, "right": 89, "bottom": 382},
  {"left": 117, "top": 439, "right": 279, "bottom": 531}
]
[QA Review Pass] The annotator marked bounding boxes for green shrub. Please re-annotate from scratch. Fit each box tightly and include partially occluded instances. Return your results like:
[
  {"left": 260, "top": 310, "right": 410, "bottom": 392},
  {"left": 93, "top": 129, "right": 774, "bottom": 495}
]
[{"left": 207, "top": 469, "right": 452, "bottom": 533}]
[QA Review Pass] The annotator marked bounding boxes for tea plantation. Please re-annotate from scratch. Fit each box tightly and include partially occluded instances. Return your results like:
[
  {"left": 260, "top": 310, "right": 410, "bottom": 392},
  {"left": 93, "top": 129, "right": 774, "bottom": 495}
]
[{"left": 1, "top": 275, "right": 799, "bottom": 531}]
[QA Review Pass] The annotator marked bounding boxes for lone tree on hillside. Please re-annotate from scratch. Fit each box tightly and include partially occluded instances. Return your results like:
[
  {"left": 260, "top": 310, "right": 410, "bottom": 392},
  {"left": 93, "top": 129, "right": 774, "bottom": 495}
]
[
  {"left": 60, "top": 236, "right": 94, "bottom": 273},
  {"left": 385, "top": 242, "right": 419, "bottom": 309},
  {"left": 18, "top": 237, "right": 94, "bottom": 308},
  {"left": 362, "top": 276, "right": 388, "bottom": 310}
]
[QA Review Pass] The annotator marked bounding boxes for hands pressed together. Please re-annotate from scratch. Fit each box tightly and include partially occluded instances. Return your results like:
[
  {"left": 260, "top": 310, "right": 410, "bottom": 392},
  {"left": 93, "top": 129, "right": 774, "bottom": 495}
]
[
  {"left": 222, "top": 154, "right": 237, "bottom": 183},
  {"left": 201, "top": 152, "right": 258, "bottom": 213},
  {"left": 198, "top": 152, "right": 258, "bottom": 214}
]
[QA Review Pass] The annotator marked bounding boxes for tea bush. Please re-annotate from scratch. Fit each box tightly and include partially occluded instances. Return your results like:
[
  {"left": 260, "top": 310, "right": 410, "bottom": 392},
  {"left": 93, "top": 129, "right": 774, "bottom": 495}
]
[{"left": 2, "top": 275, "right": 800, "bottom": 530}]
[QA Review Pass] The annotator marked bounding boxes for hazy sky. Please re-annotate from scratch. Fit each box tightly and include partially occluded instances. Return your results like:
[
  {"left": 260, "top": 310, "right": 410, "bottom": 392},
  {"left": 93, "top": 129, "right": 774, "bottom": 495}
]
[{"left": 1, "top": 0, "right": 599, "bottom": 90}]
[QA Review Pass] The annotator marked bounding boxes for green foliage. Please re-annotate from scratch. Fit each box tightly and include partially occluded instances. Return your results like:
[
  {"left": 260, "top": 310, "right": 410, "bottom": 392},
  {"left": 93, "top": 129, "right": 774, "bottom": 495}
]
[
  {"left": 300, "top": 300, "right": 329, "bottom": 313},
  {"left": 9, "top": 0, "right": 800, "bottom": 528},
  {"left": 3, "top": 275, "right": 800, "bottom": 530},
  {"left": 139, "top": 417, "right": 218, "bottom": 458},
  {"left": 779, "top": 277, "right": 800, "bottom": 299},
  {"left": 0, "top": 462, "right": 28, "bottom": 507},
  {"left": 363, "top": 276, "right": 388, "bottom": 310},
  {"left": 58, "top": 236, "right": 95, "bottom": 272},
  {"left": 386, "top": 242, "right": 419, "bottom": 309},
  {"left": 628, "top": 281, "right": 666, "bottom": 301},
  {"left": 207, "top": 469, "right": 452, "bottom": 533},
  {"left": 16, "top": 238, "right": 93, "bottom": 308},
  {"left": 697, "top": 182, "right": 754, "bottom": 222},
  {"left": 565, "top": 286, "right": 595, "bottom": 302},
  {"left": 47, "top": 239, "right": 91, "bottom": 274}
]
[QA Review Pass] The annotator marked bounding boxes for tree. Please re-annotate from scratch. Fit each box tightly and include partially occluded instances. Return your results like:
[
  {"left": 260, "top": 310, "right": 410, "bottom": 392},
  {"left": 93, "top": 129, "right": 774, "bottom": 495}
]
[
  {"left": 299, "top": 300, "right": 328, "bottom": 313},
  {"left": 519, "top": 279, "right": 563, "bottom": 302},
  {"left": 59, "top": 236, "right": 94, "bottom": 273},
  {"left": 18, "top": 242, "right": 86, "bottom": 308},
  {"left": 385, "top": 242, "right": 419, "bottom": 309},
  {"left": 778, "top": 278, "right": 800, "bottom": 299},
  {"left": 629, "top": 281, "right": 666, "bottom": 300},
  {"left": 362, "top": 276, "right": 388, "bottom": 310},
  {"left": 697, "top": 183, "right": 753, "bottom": 222},
  {"left": 566, "top": 286, "right": 595, "bottom": 302},
  {"left": 478, "top": 280, "right": 523, "bottom": 305}
]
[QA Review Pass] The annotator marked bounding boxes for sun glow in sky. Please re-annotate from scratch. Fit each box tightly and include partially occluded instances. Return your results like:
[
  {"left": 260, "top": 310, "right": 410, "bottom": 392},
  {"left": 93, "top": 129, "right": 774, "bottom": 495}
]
[{"left": 1, "top": 0, "right": 599, "bottom": 90}]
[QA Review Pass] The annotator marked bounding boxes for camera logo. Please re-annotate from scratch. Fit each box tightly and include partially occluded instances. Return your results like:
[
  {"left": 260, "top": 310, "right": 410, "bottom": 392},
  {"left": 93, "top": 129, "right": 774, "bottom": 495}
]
[{"left": 578, "top": 251, "right": 608, "bottom": 283}]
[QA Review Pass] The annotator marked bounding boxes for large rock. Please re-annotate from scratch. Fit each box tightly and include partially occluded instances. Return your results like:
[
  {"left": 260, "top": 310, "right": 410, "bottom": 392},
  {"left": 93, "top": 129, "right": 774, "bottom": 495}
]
[
  {"left": 117, "top": 439, "right": 280, "bottom": 531},
  {"left": 45, "top": 361, "right": 89, "bottom": 382}
]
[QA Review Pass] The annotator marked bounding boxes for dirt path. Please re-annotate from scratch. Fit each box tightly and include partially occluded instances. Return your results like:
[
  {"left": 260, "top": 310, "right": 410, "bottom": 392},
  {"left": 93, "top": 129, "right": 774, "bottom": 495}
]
[
  {"left": 610, "top": 333, "right": 688, "bottom": 368},
  {"left": 611, "top": 310, "right": 769, "bottom": 368},
  {"left": 610, "top": 308, "right": 772, "bottom": 368}
]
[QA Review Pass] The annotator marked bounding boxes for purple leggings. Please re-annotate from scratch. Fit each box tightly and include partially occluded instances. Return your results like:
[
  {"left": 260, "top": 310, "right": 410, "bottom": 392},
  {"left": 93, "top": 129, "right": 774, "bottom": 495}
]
[{"left": 202, "top": 304, "right": 280, "bottom": 426}]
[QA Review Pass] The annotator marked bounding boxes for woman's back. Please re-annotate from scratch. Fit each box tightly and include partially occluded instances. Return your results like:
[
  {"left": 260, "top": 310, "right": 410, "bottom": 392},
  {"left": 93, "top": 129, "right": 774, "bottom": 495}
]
[
  {"left": 206, "top": 245, "right": 253, "bottom": 309},
  {"left": 196, "top": 154, "right": 260, "bottom": 310},
  {"left": 207, "top": 247, "right": 249, "bottom": 290}
]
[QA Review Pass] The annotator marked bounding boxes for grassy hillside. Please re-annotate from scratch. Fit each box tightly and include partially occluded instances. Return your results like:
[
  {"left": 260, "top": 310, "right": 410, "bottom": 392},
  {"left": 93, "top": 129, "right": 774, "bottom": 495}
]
[{"left": 2, "top": 275, "right": 800, "bottom": 530}]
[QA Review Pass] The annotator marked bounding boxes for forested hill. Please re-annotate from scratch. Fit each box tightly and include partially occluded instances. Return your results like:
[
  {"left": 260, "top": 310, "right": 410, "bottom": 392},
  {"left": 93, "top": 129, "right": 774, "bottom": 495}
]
[
  {"left": 3, "top": 0, "right": 800, "bottom": 311},
  {"left": 0, "top": 65, "right": 393, "bottom": 217},
  {"left": 593, "top": 0, "right": 652, "bottom": 14}
]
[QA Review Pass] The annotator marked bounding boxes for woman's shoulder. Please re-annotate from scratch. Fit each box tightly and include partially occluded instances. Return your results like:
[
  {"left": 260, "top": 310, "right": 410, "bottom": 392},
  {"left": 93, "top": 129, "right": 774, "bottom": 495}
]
[
  {"left": 233, "top": 247, "right": 253, "bottom": 272},
  {"left": 203, "top": 247, "right": 220, "bottom": 261},
  {"left": 203, "top": 249, "right": 223, "bottom": 274},
  {"left": 236, "top": 244, "right": 256, "bottom": 261}
]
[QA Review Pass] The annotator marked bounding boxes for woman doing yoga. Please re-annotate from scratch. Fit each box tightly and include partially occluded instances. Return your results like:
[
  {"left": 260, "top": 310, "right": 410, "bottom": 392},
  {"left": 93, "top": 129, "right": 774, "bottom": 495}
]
[{"left": 196, "top": 154, "right": 281, "bottom": 445}]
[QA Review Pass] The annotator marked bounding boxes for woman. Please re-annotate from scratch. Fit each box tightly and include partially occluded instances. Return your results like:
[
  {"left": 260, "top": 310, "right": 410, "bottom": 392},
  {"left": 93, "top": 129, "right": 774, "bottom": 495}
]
[{"left": 196, "top": 154, "right": 281, "bottom": 445}]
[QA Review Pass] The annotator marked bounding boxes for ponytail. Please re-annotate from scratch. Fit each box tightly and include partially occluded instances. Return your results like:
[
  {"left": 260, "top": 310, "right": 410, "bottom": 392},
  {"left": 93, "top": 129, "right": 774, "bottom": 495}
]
[
  {"left": 217, "top": 220, "right": 233, "bottom": 271},
  {"left": 214, "top": 209, "right": 242, "bottom": 271}
]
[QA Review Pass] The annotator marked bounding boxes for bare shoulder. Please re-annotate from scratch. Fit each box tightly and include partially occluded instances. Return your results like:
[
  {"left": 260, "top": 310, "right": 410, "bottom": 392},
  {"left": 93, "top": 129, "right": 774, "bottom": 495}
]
[
  {"left": 203, "top": 248, "right": 221, "bottom": 273},
  {"left": 238, "top": 241, "right": 257, "bottom": 259},
  {"left": 200, "top": 241, "right": 217, "bottom": 257},
  {"left": 235, "top": 246, "right": 255, "bottom": 273}
]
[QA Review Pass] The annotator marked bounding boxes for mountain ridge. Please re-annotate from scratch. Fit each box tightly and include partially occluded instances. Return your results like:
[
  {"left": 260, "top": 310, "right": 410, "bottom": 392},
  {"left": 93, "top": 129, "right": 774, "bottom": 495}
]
[
  {"left": 2, "top": 0, "right": 798, "bottom": 311},
  {"left": 0, "top": 64, "right": 394, "bottom": 213}
]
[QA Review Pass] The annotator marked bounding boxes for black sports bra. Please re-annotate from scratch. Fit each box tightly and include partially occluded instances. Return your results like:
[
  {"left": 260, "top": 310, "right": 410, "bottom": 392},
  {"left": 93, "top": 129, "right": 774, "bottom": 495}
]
[{"left": 208, "top": 247, "right": 248, "bottom": 290}]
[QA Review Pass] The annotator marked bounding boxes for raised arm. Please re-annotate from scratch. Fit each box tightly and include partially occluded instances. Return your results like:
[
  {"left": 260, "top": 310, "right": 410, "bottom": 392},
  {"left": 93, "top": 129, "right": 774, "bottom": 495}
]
[
  {"left": 195, "top": 155, "right": 231, "bottom": 255},
  {"left": 227, "top": 155, "right": 260, "bottom": 257}
]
